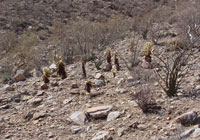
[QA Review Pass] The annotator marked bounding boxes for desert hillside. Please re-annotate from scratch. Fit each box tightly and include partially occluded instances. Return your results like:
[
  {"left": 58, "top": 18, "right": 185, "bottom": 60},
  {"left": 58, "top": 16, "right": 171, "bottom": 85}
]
[{"left": 0, "top": 0, "right": 200, "bottom": 140}]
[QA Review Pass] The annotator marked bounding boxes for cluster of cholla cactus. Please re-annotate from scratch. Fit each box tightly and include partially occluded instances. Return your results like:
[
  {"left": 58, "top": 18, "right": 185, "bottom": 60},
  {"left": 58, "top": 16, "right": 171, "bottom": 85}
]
[
  {"left": 56, "top": 55, "right": 67, "bottom": 79},
  {"left": 113, "top": 51, "right": 120, "bottom": 71},
  {"left": 104, "top": 48, "right": 120, "bottom": 72},
  {"left": 42, "top": 67, "right": 51, "bottom": 84},
  {"left": 140, "top": 42, "right": 153, "bottom": 63}
]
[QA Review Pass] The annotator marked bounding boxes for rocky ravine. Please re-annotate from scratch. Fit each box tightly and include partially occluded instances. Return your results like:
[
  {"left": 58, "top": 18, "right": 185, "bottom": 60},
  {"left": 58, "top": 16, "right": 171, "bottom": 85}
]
[{"left": 0, "top": 35, "right": 200, "bottom": 140}]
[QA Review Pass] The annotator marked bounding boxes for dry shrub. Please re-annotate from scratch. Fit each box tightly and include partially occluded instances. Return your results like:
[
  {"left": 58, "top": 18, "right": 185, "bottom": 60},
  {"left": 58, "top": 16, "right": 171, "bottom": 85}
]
[
  {"left": 132, "top": 86, "right": 161, "bottom": 113},
  {"left": 50, "top": 15, "right": 132, "bottom": 64}
]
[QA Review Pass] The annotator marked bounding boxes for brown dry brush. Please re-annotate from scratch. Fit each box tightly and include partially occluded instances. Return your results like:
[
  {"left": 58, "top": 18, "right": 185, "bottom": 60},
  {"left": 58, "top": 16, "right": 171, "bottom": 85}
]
[
  {"left": 56, "top": 61, "right": 67, "bottom": 79},
  {"left": 132, "top": 86, "right": 161, "bottom": 113},
  {"left": 106, "top": 49, "right": 112, "bottom": 64}
]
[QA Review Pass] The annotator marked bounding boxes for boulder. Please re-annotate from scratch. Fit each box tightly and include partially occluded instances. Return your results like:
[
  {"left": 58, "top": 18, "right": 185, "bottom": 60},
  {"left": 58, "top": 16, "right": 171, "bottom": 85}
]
[
  {"left": 15, "top": 69, "right": 29, "bottom": 82},
  {"left": 175, "top": 111, "right": 199, "bottom": 126},
  {"left": 69, "top": 111, "right": 88, "bottom": 125},
  {"left": 86, "top": 105, "right": 112, "bottom": 119}
]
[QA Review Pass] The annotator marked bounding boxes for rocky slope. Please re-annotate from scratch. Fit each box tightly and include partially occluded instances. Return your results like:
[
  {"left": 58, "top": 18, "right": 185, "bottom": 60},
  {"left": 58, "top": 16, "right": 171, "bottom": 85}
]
[{"left": 0, "top": 35, "right": 200, "bottom": 140}]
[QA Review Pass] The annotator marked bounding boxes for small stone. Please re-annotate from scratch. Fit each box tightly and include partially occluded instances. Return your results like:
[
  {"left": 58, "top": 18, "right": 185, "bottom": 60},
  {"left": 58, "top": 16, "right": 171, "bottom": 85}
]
[
  {"left": 127, "top": 76, "right": 134, "bottom": 83},
  {"left": 115, "top": 88, "right": 127, "bottom": 94},
  {"left": 71, "top": 83, "right": 79, "bottom": 89},
  {"left": 86, "top": 105, "right": 112, "bottom": 119},
  {"left": 63, "top": 98, "right": 73, "bottom": 104},
  {"left": 15, "top": 69, "right": 27, "bottom": 82},
  {"left": 28, "top": 98, "right": 43, "bottom": 106},
  {"left": 93, "top": 80, "right": 105, "bottom": 87},
  {"left": 69, "top": 111, "right": 88, "bottom": 125},
  {"left": 128, "top": 100, "right": 138, "bottom": 107},
  {"left": 95, "top": 73, "right": 105, "bottom": 80},
  {"left": 117, "top": 128, "right": 125, "bottom": 137},
  {"left": 41, "top": 84, "right": 48, "bottom": 90},
  {"left": 71, "top": 125, "right": 82, "bottom": 134},
  {"left": 11, "top": 93, "right": 21, "bottom": 103},
  {"left": 175, "top": 111, "right": 199, "bottom": 126},
  {"left": 48, "top": 132, "right": 54, "bottom": 138},
  {"left": 91, "top": 131, "right": 109, "bottom": 140},
  {"left": 50, "top": 81, "right": 59, "bottom": 87},
  {"left": 32, "top": 69, "right": 42, "bottom": 77},
  {"left": 180, "top": 127, "right": 195, "bottom": 139},
  {"left": 24, "top": 111, "right": 35, "bottom": 121},
  {"left": 86, "top": 126, "right": 92, "bottom": 132},
  {"left": 137, "top": 124, "right": 148, "bottom": 130},
  {"left": 0, "top": 104, "right": 10, "bottom": 109},
  {"left": 37, "top": 91, "right": 45, "bottom": 96},
  {"left": 1, "top": 84, "right": 14, "bottom": 91},
  {"left": 192, "top": 128, "right": 200, "bottom": 138},
  {"left": 49, "top": 63, "right": 57, "bottom": 72},
  {"left": 107, "top": 111, "right": 120, "bottom": 121},
  {"left": 33, "top": 111, "right": 47, "bottom": 120},
  {"left": 117, "top": 78, "right": 125, "bottom": 85},
  {"left": 141, "top": 60, "right": 152, "bottom": 69}
]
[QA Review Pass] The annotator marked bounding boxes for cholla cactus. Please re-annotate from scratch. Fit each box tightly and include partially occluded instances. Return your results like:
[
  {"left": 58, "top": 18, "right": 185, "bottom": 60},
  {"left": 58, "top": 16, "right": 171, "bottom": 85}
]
[
  {"left": 141, "top": 42, "right": 153, "bottom": 57},
  {"left": 106, "top": 48, "right": 112, "bottom": 64},
  {"left": 113, "top": 51, "right": 120, "bottom": 71},
  {"left": 42, "top": 67, "right": 51, "bottom": 83},
  {"left": 56, "top": 57, "right": 67, "bottom": 79},
  {"left": 141, "top": 42, "right": 153, "bottom": 62}
]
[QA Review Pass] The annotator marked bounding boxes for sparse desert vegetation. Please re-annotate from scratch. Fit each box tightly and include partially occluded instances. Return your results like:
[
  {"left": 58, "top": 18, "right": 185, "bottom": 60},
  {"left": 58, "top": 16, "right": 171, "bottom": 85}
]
[{"left": 0, "top": 0, "right": 200, "bottom": 140}]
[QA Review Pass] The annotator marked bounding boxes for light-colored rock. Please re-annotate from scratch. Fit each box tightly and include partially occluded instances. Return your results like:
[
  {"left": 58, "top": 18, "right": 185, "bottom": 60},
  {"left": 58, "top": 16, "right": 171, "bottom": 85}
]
[
  {"left": 86, "top": 105, "right": 112, "bottom": 119},
  {"left": 107, "top": 111, "right": 120, "bottom": 121},
  {"left": 192, "top": 128, "right": 200, "bottom": 138},
  {"left": 33, "top": 111, "right": 47, "bottom": 120},
  {"left": 95, "top": 73, "right": 104, "bottom": 80},
  {"left": 32, "top": 69, "right": 42, "bottom": 77},
  {"left": 91, "top": 131, "right": 109, "bottom": 140},
  {"left": 0, "top": 84, "right": 14, "bottom": 91},
  {"left": 115, "top": 87, "right": 127, "bottom": 94},
  {"left": 71, "top": 125, "right": 82, "bottom": 134},
  {"left": 69, "top": 111, "right": 87, "bottom": 125},
  {"left": 63, "top": 98, "right": 73, "bottom": 104},
  {"left": 137, "top": 124, "right": 148, "bottom": 130},
  {"left": 28, "top": 98, "right": 43, "bottom": 106},
  {"left": 117, "top": 128, "right": 125, "bottom": 137},
  {"left": 141, "top": 60, "right": 152, "bottom": 69},
  {"left": 49, "top": 63, "right": 57, "bottom": 72},
  {"left": 180, "top": 127, "right": 195, "bottom": 139},
  {"left": 117, "top": 78, "right": 125, "bottom": 85},
  {"left": 175, "top": 111, "right": 199, "bottom": 126}
]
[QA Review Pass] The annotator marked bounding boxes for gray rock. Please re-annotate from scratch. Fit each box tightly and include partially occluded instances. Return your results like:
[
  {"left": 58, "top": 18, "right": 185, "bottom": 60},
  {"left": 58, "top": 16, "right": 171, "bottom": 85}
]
[
  {"left": 127, "top": 76, "right": 134, "bottom": 83},
  {"left": 49, "top": 63, "right": 57, "bottom": 72},
  {"left": 0, "top": 104, "right": 10, "bottom": 110},
  {"left": 192, "top": 128, "right": 200, "bottom": 138},
  {"left": 107, "top": 111, "right": 120, "bottom": 121},
  {"left": 69, "top": 111, "right": 88, "bottom": 125},
  {"left": 175, "top": 111, "right": 199, "bottom": 126},
  {"left": 11, "top": 93, "right": 21, "bottom": 103},
  {"left": 91, "top": 131, "right": 109, "bottom": 140},
  {"left": 95, "top": 73, "right": 104, "bottom": 80},
  {"left": 14, "top": 69, "right": 27, "bottom": 82},
  {"left": 115, "top": 88, "right": 127, "bottom": 94},
  {"left": 86, "top": 105, "right": 112, "bottom": 119},
  {"left": 32, "top": 69, "right": 42, "bottom": 77},
  {"left": 93, "top": 80, "right": 105, "bottom": 87},
  {"left": 71, "top": 125, "right": 82, "bottom": 134},
  {"left": 180, "top": 127, "right": 195, "bottom": 139},
  {"left": 28, "top": 98, "right": 43, "bottom": 106},
  {"left": 63, "top": 98, "right": 73, "bottom": 104},
  {"left": 137, "top": 124, "right": 148, "bottom": 130},
  {"left": 24, "top": 111, "right": 35, "bottom": 121},
  {"left": 71, "top": 83, "right": 79, "bottom": 89},
  {"left": 0, "top": 84, "right": 14, "bottom": 91},
  {"left": 117, "top": 128, "right": 125, "bottom": 137},
  {"left": 33, "top": 111, "right": 47, "bottom": 120}
]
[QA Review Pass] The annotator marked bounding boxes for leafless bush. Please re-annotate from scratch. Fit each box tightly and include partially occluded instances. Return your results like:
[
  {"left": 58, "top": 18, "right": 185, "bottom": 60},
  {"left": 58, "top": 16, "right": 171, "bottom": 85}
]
[
  {"left": 132, "top": 85, "right": 161, "bottom": 113},
  {"left": 154, "top": 40, "right": 194, "bottom": 97},
  {"left": 50, "top": 15, "right": 132, "bottom": 64}
]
